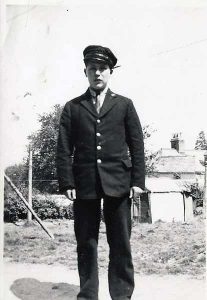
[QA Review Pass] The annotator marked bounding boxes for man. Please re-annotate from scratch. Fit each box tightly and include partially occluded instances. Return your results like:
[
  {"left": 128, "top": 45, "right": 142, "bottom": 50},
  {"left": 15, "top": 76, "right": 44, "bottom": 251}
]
[{"left": 56, "top": 45, "right": 145, "bottom": 300}]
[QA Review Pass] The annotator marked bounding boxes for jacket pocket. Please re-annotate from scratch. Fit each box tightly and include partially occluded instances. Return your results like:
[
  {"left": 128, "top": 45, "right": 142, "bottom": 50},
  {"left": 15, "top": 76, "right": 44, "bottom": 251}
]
[{"left": 121, "top": 159, "right": 132, "bottom": 169}]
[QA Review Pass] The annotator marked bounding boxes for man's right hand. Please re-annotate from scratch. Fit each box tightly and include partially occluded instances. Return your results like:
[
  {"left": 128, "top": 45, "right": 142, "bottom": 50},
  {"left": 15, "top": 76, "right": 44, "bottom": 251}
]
[{"left": 64, "top": 189, "right": 76, "bottom": 201}]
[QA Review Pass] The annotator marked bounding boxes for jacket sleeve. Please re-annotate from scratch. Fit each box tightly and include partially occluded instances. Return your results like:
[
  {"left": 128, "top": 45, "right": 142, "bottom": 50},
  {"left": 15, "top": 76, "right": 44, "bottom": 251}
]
[
  {"left": 56, "top": 102, "right": 75, "bottom": 193},
  {"left": 125, "top": 99, "right": 145, "bottom": 190}
]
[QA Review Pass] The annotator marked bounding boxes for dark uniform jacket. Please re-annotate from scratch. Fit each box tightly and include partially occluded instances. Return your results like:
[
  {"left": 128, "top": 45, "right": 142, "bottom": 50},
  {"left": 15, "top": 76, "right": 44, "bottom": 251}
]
[{"left": 56, "top": 88, "right": 145, "bottom": 199}]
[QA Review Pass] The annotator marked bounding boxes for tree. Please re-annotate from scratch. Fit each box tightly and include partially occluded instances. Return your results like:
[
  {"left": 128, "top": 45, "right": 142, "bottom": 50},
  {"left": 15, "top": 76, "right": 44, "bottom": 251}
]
[
  {"left": 5, "top": 163, "right": 28, "bottom": 186},
  {"left": 4, "top": 163, "right": 29, "bottom": 199},
  {"left": 28, "top": 104, "right": 63, "bottom": 193},
  {"left": 142, "top": 125, "right": 157, "bottom": 175},
  {"left": 195, "top": 131, "right": 207, "bottom": 150}
]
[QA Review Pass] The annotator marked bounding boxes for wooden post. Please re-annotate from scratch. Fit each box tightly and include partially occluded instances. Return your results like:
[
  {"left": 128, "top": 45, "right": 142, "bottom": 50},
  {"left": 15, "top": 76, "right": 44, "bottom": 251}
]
[
  {"left": 204, "top": 159, "right": 207, "bottom": 217},
  {"left": 138, "top": 196, "right": 141, "bottom": 223},
  {"left": 133, "top": 199, "right": 135, "bottom": 220},
  {"left": 203, "top": 151, "right": 207, "bottom": 217},
  {"left": 28, "top": 146, "right": 32, "bottom": 221},
  {"left": 4, "top": 174, "right": 54, "bottom": 239},
  {"left": 148, "top": 193, "right": 152, "bottom": 223},
  {"left": 182, "top": 193, "right": 186, "bottom": 223}
]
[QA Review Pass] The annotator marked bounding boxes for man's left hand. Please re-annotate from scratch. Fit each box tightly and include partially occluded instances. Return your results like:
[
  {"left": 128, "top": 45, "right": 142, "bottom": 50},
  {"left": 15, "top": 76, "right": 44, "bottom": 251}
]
[{"left": 130, "top": 186, "right": 144, "bottom": 200}]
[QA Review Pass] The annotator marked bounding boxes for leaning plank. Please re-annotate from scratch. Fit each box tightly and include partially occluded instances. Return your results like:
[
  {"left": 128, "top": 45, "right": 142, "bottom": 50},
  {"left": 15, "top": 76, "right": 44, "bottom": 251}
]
[{"left": 4, "top": 174, "right": 54, "bottom": 239}]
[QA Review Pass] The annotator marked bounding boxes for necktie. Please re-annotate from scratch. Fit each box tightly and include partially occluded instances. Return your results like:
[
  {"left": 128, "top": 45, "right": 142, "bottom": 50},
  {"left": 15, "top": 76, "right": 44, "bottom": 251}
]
[{"left": 95, "top": 92, "right": 101, "bottom": 114}]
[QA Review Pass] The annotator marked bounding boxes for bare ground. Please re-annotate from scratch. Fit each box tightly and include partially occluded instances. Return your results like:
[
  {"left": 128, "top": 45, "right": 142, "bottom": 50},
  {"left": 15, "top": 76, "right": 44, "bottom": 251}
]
[
  {"left": 4, "top": 216, "right": 206, "bottom": 277},
  {"left": 3, "top": 263, "right": 206, "bottom": 300},
  {"left": 3, "top": 217, "right": 206, "bottom": 299}
]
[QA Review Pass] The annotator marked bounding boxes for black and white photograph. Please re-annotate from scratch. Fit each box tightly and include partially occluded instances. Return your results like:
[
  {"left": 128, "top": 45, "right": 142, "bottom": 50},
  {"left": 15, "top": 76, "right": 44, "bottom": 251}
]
[{"left": 0, "top": 1, "right": 206, "bottom": 299}]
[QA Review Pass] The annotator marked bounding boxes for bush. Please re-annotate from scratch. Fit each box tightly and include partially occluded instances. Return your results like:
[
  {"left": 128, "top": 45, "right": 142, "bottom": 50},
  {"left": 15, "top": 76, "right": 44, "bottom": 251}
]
[
  {"left": 32, "top": 197, "right": 73, "bottom": 220},
  {"left": 4, "top": 183, "right": 74, "bottom": 222},
  {"left": 4, "top": 194, "right": 28, "bottom": 222},
  {"left": 4, "top": 182, "right": 28, "bottom": 222}
]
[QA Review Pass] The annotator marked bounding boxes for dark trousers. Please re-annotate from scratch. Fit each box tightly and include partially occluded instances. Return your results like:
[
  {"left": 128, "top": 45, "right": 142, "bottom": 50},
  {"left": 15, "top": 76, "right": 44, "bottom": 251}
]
[{"left": 73, "top": 195, "right": 134, "bottom": 300}]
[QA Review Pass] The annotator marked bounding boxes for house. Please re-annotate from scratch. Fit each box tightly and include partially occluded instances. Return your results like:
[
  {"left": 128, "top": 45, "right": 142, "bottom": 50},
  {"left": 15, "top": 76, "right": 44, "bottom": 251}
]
[
  {"left": 132, "top": 133, "right": 205, "bottom": 223},
  {"left": 132, "top": 177, "right": 194, "bottom": 223},
  {"left": 153, "top": 133, "right": 205, "bottom": 183}
]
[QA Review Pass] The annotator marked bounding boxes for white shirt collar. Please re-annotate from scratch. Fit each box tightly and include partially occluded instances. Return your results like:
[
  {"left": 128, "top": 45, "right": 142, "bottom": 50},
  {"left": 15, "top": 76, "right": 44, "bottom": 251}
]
[{"left": 89, "top": 85, "right": 108, "bottom": 97}]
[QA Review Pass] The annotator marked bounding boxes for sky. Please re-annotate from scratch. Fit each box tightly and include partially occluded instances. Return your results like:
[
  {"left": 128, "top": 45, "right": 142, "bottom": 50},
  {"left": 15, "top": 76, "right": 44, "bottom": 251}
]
[{"left": 1, "top": 0, "right": 207, "bottom": 168}]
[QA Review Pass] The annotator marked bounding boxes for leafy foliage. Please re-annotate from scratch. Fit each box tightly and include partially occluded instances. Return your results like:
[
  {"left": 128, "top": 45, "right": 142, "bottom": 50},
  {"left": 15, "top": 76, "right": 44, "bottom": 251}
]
[
  {"left": 5, "top": 163, "right": 28, "bottom": 190},
  {"left": 183, "top": 182, "right": 204, "bottom": 211},
  {"left": 4, "top": 165, "right": 29, "bottom": 222},
  {"left": 195, "top": 131, "right": 207, "bottom": 150},
  {"left": 189, "top": 183, "right": 204, "bottom": 201},
  {"left": 32, "top": 198, "right": 73, "bottom": 220},
  {"left": 4, "top": 184, "right": 28, "bottom": 222},
  {"left": 143, "top": 125, "right": 158, "bottom": 175},
  {"left": 28, "top": 104, "right": 63, "bottom": 193},
  {"left": 4, "top": 185, "right": 73, "bottom": 222}
]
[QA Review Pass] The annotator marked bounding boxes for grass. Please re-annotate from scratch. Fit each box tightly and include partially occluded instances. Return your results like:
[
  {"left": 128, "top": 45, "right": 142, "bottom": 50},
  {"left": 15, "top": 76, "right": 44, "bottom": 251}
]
[{"left": 4, "top": 216, "right": 206, "bottom": 277}]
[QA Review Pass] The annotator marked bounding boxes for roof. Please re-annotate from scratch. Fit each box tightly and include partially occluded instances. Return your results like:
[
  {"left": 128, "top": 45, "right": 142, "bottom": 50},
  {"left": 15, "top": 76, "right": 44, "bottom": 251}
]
[
  {"left": 158, "top": 148, "right": 183, "bottom": 157},
  {"left": 156, "top": 155, "right": 196, "bottom": 173},
  {"left": 185, "top": 150, "right": 206, "bottom": 172},
  {"left": 145, "top": 177, "right": 187, "bottom": 193},
  {"left": 184, "top": 149, "right": 206, "bottom": 159},
  {"left": 155, "top": 148, "right": 205, "bottom": 174}
]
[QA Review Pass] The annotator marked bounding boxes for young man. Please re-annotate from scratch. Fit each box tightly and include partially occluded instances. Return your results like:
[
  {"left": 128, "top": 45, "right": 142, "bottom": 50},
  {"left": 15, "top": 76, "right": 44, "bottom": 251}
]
[{"left": 56, "top": 45, "right": 145, "bottom": 300}]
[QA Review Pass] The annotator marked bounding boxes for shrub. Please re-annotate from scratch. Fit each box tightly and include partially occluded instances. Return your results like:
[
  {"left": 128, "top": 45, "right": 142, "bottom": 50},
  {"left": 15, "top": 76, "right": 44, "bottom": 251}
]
[
  {"left": 4, "top": 182, "right": 28, "bottom": 222},
  {"left": 4, "top": 184, "right": 74, "bottom": 222},
  {"left": 4, "top": 194, "right": 28, "bottom": 222},
  {"left": 32, "top": 197, "right": 74, "bottom": 220}
]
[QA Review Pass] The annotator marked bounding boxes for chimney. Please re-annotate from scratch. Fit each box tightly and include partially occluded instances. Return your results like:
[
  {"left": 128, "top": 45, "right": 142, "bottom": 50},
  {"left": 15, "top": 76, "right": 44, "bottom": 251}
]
[{"left": 170, "top": 133, "right": 185, "bottom": 153}]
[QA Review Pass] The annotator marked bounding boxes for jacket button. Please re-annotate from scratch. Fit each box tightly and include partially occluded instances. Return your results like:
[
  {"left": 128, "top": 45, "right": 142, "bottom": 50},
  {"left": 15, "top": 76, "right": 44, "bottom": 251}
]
[
  {"left": 97, "top": 159, "right": 102, "bottom": 163},
  {"left": 97, "top": 146, "right": 101, "bottom": 150},
  {"left": 96, "top": 132, "right": 101, "bottom": 137},
  {"left": 97, "top": 119, "right": 101, "bottom": 123}
]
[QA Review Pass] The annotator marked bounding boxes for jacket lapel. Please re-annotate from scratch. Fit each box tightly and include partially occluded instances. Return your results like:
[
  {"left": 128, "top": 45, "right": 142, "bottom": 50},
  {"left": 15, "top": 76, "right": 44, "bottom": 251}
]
[
  {"left": 80, "top": 89, "right": 98, "bottom": 118},
  {"left": 80, "top": 88, "right": 118, "bottom": 118},
  {"left": 99, "top": 89, "right": 118, "bottom": 118}
]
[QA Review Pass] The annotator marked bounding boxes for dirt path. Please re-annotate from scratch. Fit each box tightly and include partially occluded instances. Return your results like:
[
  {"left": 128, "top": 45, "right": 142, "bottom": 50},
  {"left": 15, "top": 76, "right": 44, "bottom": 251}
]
[{"left": 3, "top": 262, "right": 206, "bottom": 300}]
